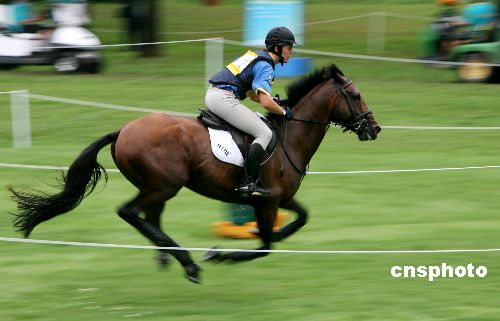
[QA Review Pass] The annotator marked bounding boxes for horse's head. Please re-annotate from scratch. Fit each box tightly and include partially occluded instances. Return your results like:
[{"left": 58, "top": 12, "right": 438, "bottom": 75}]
[{"left": 324, "top": 65, "right": 381, "bottom": 141}]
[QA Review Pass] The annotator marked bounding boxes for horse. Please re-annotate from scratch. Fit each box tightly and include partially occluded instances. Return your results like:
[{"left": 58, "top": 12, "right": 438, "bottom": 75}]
[{"left": 8, "top": 64, "right": 381, "bottom": 284}]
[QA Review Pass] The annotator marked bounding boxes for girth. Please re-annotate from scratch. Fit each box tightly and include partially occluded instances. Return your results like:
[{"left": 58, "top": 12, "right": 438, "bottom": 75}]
[{"left": 197, "top": 109, "right": 277, "bottom": 159}]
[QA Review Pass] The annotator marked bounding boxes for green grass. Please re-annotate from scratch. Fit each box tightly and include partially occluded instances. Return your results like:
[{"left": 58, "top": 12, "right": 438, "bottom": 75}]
[{"left": 1, "top": 1, "right": 499, "bottom": 321}]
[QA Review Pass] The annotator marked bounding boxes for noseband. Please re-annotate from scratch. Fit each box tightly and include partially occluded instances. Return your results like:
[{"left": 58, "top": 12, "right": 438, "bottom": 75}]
[{"left": 335, "top": 80, "right": 373, "bottom": 135}]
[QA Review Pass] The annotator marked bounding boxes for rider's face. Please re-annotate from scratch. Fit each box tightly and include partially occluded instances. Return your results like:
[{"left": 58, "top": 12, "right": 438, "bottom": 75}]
[{"left": 281, "top": 45, "right": 293, "bottom": 63}]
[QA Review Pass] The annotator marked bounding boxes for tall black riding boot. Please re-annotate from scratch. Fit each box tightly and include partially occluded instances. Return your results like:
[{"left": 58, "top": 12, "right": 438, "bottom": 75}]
[{"left": 236, "top": 143, "right": 270, "bottom": 198}]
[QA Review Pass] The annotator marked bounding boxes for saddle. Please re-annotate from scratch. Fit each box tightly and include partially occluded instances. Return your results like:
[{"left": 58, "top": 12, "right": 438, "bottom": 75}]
[{"left": 197, "top": 109, "right": 277, "bottom": 164}]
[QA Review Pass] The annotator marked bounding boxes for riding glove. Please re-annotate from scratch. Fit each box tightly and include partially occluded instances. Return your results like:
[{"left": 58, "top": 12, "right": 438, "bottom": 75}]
[
  {"left": 273, "top": 95, "right": 289, "bottom": 107},
  {"left": 284, "top": 106, "right": 294, "bottom": 120}
]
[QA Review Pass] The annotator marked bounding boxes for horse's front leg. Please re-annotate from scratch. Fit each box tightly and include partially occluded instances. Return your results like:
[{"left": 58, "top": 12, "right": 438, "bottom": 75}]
[
  {"left": 203, "top": 206, "right": 276, "bottom": 262},
  {"left": 271, "top": 198, "right": 308, "bottom": 242}
]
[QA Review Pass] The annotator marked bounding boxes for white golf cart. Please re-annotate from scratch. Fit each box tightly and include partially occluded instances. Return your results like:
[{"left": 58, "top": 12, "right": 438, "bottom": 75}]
[{"left": 0, "top": 0, "right": 102, "bottom": 73}]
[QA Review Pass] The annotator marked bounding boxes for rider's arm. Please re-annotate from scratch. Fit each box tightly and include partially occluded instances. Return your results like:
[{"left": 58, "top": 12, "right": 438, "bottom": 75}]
[
  {"left": 251, "top": 61, "right": 286, "bottom": 115},
  {"left": 258, "top": 92, "right": 285, "bottom": 115},
  {"left": 247, "top": 90, "right": 260, "bottom": 103},
  {"left": 247, "top": 89, "right": 283, "bottom": 114}
]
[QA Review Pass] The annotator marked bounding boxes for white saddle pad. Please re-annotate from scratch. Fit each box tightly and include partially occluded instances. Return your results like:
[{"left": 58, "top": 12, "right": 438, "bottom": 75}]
[{"left": 208, "top": 128, "right": 244, "bottom": 167}]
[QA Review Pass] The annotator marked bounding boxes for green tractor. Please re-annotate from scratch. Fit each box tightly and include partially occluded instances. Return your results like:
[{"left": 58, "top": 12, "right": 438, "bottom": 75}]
[
  {"left": 448, "top": 22, "right": 499, "bottom": 82},
  {"left": 448, "top": 0, "right": 500, "bottom": 82},
  {"left": 420, "top": 0, "right": 499, "bottom": 83}
]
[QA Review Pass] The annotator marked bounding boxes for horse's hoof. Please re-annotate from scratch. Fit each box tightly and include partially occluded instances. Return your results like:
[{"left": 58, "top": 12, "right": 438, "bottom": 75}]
[
  {"left": 157, "top": 252, "right": 171, "bottom": 269},
  {"left": 201, "top": 246, "right": 223, "bottom": 262},
  {"left": 184, "top": 263, "right": 201, "bottom": 284}
]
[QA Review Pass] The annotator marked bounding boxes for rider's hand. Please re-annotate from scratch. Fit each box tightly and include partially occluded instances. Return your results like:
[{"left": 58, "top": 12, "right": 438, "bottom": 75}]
[
  {"left": 283, "top": 106, "right": 294, "bottom": 120},
  {"left": 279, "top": 98, "right": 289, "bottom": 107},
  {"left": 273, "top": 95, "right": 290, "bottom": 108}
]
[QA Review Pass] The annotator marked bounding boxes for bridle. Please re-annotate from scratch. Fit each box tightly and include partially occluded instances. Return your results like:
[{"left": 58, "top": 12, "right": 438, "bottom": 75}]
[
  {"left": 286, "top": 79, "right": 373, "bottom": 134},
  {"left": 278, "top": 78, "right": 373, "bottom": 177},
  {"left": 334, "top": 80, "right": 373, "bottom": 135}
]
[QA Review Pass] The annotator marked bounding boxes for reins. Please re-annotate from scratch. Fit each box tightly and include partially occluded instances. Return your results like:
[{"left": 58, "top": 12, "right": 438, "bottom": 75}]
[
  {"left": 276, "top": 121, "right": 308, "bottom": 179},
  {"left": 287, "top": 117, "right": 331, "bottom": 126}
]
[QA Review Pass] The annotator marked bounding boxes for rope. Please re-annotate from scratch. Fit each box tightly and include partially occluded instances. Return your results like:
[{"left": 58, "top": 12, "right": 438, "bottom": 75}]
[
  {"left": 0, "top": 237, "right": 498, "bottom": 254},
  {"left": 1, "top": 163, "right": 499, "bottom": 174}
]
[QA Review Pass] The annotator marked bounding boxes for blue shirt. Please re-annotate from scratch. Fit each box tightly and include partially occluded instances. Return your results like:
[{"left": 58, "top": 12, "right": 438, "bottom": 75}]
[
  {"left": 251, "top": 60, "right": 274, "bottom": 96},
  {"left": 462, "top": 2, "right": 497, "bottom": 29},
  {"left": 8, "top": 2, "right": 34, "bottom": 33}
]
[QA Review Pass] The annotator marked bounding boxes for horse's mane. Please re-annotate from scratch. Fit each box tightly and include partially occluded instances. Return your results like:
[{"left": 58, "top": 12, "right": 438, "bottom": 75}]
[
  {"left": 286, "top": 64, "right": 345, "bottom": 108},
  {"left": 266, "top": 64, "right": 345, "bottom": 122}
]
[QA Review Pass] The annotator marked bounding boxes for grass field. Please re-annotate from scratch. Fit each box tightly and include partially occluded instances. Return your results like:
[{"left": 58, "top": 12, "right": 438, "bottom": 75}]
[{"left": 1, "top": 1, "right": 499, "bottom": 320}]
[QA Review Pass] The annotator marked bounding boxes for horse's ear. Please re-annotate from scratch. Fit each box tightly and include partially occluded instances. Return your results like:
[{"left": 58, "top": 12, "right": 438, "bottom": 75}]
[
  {"left": 332, "top": 64, "right": 344, "bottom": 76},
  {"left": 323, "top": 66, "right": 333, "bottom": 79}
]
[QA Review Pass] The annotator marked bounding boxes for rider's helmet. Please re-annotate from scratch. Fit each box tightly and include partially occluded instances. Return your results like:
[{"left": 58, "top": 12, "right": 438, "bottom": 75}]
[{"left": 265, "top": 26, "right": 298, "bottom": 65}]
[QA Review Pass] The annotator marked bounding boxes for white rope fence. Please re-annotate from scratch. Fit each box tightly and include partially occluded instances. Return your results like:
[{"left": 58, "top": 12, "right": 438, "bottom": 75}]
[
  {"left": 30, "top": 37, "right": 500, "bottom": 67},
  {"left": 291, "top": 46, "right": 500, "bottom": 67},
  {"left": 382, "top": 125, "right": 500, "bottom": 130},
  {"left": 1, "top": 162, "right": 499, "bottom": 175},
  {"left": 307, "top": 165, "right": 500, "bottom": 175},
  {"left": 26, "top": 93, "right": 195, "bottom": 117},
  {"left": 35, "top": 37, "right": 218, "bottom": 50},
  {"left": 93, "top": 11, "right": 433, "bottom": 34},
  {"left": 0, "top": 237, "right": 498, "bottom": 254},
  {"left": 221, "top": 37, "right": 500, "bottom": 67},
  {"left": 3, "top": 91, "right": 500, "bottom": 130}
]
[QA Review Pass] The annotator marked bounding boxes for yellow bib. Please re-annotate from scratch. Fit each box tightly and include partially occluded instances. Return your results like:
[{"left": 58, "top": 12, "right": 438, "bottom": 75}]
[{"left": 226, "top": 50, "right": 259, "bottom": 76}]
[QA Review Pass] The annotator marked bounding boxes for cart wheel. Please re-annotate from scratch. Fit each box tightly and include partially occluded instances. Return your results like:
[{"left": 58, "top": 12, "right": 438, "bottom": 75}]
[
  {"left": 84, "top": 61, "right": 102, "bottom": 74},
  {"left": 458, "top": 53, "right": 494, "bottom": 83},
  {"left": 54, "top": 53, "right": 80, "bottom": 73},
  {"left": 0, "top": 64, "right": 19, "bottom": 70}
]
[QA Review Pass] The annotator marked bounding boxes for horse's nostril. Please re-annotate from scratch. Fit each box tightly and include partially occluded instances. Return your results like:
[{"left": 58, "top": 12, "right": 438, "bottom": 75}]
[{"left": 374, "top": 125, "right": 381, "bottom": 134}]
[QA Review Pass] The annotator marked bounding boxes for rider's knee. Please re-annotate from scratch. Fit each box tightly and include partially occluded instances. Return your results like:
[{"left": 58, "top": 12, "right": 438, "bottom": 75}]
[{"left": 255, "top": 126, "right": 273, "bottom": 149}]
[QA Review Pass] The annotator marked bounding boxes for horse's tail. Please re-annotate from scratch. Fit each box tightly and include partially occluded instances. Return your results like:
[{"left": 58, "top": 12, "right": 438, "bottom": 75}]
[{"left": 8, "top": 130, "right": 120, "bottom": 238}]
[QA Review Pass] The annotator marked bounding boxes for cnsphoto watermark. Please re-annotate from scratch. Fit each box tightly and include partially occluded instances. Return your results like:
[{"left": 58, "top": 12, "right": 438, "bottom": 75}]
[{"left": 391, "top": 263, "right": 487, "bottom": 282}]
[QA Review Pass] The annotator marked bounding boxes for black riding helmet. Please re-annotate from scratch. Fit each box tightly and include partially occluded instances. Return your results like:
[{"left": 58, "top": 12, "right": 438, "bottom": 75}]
[{"left": 265, "top": 26, "right": 297, "bottom": 65}]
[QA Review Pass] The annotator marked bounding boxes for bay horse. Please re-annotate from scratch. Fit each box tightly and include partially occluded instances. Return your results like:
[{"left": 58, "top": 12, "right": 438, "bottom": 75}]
[{"left": 8, "top": 64, "right": 381, "bottom": 284}]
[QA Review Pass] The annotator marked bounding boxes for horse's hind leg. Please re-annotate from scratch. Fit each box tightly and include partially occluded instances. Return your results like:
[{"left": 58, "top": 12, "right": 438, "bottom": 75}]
[{"left": 117, "top": 192, "right": 201, "bottom": 283}]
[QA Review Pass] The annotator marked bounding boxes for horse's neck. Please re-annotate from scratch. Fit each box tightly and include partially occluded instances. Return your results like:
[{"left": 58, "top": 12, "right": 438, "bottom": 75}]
[{"left": 283, "top": 82, "right": 332, "bottom": 170}]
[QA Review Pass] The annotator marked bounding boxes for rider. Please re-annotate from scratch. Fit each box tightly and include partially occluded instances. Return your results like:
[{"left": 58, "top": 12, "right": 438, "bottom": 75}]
[
  {"left": 8, "top": 0, "right": 48, "bottom": 34},
  {"left": 461, "top": 0, "right": 497, "bottom": 41},
  {"left": 205, "top": 26, "right": 296, "bottom": 198}
]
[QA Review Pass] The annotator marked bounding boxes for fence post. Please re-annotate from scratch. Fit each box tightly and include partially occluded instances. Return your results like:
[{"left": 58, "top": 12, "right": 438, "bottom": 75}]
[
  {"left": 10, "top": 90, "right": 32, "bottom": 148},
  {"left": 205, "top": 38, "right": 224, "bottom": 89},
  {"left": 367, "top": 12, "right": 386, "bottom": 53}
]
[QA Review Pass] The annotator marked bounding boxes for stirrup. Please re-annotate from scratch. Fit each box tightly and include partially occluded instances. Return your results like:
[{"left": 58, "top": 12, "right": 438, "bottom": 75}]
[
  {"left": 235, "top": 181, "right": 270, "bottom": 198},
  {"left": 251, "top": 187, "right": 271, "bottom": 197}
]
